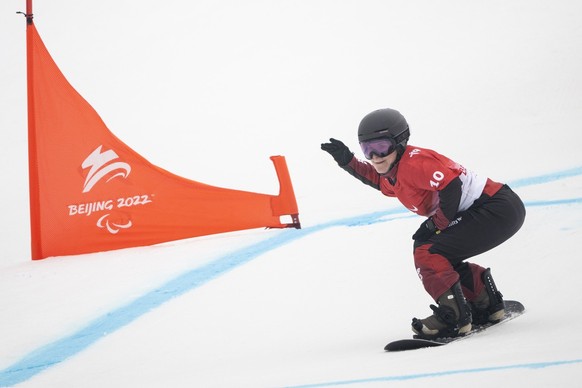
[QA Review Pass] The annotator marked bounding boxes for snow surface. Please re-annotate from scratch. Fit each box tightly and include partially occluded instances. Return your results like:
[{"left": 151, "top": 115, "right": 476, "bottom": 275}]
[{"left": 1, "top": 0, "right": 582, "bottom": 386}]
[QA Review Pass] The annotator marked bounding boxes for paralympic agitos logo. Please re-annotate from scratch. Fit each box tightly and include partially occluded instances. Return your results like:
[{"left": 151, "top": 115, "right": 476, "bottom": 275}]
[{"left": 67, "top": 145, "right": 153, "bottom": 234}]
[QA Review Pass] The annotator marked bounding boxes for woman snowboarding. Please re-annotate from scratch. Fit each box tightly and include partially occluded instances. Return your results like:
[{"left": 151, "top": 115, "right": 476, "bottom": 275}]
[{"left": 321, "top": 108, "right": 526, "bottom": 338}]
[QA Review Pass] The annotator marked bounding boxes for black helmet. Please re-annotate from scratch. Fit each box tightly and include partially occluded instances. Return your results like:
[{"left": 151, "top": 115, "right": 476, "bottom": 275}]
[{"left": 358, "top": 108, "right": 410, "bottom": 148}]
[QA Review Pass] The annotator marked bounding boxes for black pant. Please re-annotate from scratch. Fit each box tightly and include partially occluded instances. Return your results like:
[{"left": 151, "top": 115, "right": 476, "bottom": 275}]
[
  {"left": 427, "top": 185, "right": 526, "bottom": 264},
  {"left": 413, "top": 185, "right": 526, "bottom": 300}
]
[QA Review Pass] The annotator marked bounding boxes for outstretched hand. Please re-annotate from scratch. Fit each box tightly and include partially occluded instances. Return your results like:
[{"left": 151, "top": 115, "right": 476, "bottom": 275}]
[{"left": 321, "top": 138, "right": 354, "bottom": 166}]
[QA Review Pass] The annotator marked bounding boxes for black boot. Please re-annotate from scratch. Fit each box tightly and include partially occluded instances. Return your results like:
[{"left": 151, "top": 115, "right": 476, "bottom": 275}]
[
  {"left": 471, "top": 268, "right": 505, "bottom": 325},
  {"left": 412, "top": 282, "right": 472, "bottom": 339}
]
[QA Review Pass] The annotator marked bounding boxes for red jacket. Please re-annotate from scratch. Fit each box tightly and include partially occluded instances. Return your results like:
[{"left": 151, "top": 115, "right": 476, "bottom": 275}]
[{"left": 343, "top": 145, "right": 502, "bottom": 230}]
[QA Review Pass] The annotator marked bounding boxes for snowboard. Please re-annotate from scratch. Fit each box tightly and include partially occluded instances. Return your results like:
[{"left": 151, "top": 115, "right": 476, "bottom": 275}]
[{"left": 384, "top": 300, "right": 525, "bottom": 352}]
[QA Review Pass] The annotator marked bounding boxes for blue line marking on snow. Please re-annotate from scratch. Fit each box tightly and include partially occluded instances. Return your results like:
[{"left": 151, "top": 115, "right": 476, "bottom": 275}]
[
  {"left": 508, "top": 165, "right": 582, "bottom": 188},
  {"left": 526, "top": 197, "right": 582, "bottom": 207},
  {"left": 1, "top": 166, "right": 581, "bottom": 386},
  {"left": 284, "top": 359, "right": 582, "bottom": 388}
]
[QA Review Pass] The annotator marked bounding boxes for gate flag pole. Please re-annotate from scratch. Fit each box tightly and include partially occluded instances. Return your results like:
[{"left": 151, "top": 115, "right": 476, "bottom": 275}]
[{"left": 21, "top": 0, "right": 43, "bottom": 259}]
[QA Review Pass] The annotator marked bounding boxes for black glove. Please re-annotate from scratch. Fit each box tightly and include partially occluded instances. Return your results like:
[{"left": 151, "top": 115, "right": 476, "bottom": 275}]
[
  {"left": 412, "top": 218, "right": 439, "bottom": 242},
  {"left": 321, "top": 138, "right": 354, "bottom": 166}
]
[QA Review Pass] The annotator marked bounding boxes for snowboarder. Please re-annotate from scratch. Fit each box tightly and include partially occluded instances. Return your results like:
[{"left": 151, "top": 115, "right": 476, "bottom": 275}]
[{"left": 321, "top": 108, "right": 526, "bottom": 339}]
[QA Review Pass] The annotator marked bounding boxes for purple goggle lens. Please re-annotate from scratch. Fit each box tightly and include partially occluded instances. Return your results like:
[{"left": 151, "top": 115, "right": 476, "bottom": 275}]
[{"left": 360, "top": 138, "right": 395, "bottom": 160}]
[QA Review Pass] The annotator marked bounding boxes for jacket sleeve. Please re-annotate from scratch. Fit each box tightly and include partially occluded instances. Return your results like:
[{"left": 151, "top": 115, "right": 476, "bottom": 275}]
[
  {"left": 432, "top": 176, "right": 462, "bottom": 230},
  {"left": 340, "top": 157, "right": 381, "bottom": 191}
]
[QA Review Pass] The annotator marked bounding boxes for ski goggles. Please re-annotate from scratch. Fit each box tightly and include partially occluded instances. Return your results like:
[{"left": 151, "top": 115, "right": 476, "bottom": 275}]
[{"left": 359, "top": 138, "right": 396, "bottom": 160}]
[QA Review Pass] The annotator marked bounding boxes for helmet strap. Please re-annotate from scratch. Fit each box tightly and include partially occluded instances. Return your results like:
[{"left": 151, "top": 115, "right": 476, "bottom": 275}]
[{"left": 382, "top": 144, "right": 406, "bottom": 182}]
